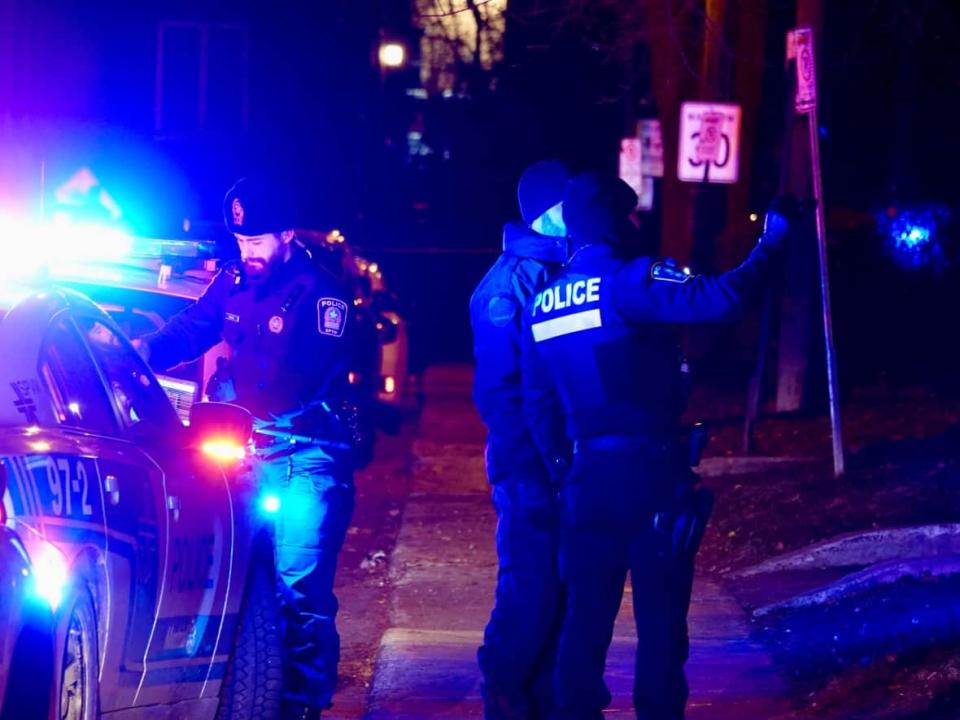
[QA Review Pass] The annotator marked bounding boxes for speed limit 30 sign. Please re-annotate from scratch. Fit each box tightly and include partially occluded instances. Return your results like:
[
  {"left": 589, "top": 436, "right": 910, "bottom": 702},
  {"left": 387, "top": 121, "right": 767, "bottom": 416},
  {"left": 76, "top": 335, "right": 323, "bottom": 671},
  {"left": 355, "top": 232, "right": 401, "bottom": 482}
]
[{"left": 677, "top": 102, "right": 742, "bottom": 184}]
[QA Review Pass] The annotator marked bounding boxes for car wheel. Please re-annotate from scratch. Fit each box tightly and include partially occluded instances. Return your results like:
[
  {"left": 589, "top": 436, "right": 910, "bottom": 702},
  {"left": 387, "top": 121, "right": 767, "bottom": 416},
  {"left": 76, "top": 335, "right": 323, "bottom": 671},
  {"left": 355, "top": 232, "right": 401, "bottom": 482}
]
[
  {"left": 0, "top": 606, "right": 54, "bottom": 720},
  {"left": 57, "top": 589, "right": 100, "bottom": 720},
  {"left": 215, "top": 550, "right": 283, "bottom": 720}
]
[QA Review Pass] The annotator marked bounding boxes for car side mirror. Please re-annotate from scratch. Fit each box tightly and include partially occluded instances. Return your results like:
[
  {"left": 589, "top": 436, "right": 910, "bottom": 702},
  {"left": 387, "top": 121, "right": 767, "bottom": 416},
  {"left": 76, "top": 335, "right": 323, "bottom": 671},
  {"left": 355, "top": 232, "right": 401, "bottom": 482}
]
[{"left": 189, "top": 402, "right": 253, "bottom": 463}]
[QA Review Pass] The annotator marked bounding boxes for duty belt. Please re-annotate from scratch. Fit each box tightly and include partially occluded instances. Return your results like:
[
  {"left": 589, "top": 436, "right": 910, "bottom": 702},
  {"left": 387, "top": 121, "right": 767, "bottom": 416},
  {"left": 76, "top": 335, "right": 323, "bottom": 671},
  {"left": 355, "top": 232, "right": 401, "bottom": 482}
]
[{"left": 573, "top": 433, "right": 677, "bottom": 455}]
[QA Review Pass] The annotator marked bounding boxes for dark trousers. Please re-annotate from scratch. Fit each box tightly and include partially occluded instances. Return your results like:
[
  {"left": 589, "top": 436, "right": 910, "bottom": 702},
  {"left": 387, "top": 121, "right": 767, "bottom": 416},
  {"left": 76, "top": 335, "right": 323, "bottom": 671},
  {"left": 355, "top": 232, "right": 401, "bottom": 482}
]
[
  {"left": 553, "top": 444, "right": 694, "bottom": 720},
  {"left": 478, "top": 480, "right": 564, "bottom": 720},
  {"left": 258, "top": 443, "right": 355, "bottom": 709}
]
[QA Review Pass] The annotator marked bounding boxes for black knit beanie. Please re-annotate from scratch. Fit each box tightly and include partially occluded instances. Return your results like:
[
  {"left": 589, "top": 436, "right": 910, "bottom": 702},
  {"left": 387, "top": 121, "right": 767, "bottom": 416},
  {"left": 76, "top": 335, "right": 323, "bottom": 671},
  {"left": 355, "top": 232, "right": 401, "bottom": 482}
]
[{"left": 517, "top": 160, "right": 573, "bottom": 226}]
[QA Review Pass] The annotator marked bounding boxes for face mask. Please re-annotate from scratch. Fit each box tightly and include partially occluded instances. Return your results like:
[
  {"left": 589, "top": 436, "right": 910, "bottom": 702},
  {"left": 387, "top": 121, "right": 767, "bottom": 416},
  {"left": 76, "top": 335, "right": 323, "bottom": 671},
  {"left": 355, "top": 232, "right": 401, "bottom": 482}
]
[{"left": 531, "top": 202, "right": 566, "bottom": 237}]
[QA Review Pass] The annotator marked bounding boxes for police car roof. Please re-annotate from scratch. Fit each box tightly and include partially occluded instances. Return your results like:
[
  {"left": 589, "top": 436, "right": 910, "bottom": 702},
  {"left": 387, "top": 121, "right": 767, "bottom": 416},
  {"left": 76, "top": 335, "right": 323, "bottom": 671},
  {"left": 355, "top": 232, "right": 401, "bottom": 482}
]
[{"left": 47, "top": 259, "right": 211, "bottom": 301}]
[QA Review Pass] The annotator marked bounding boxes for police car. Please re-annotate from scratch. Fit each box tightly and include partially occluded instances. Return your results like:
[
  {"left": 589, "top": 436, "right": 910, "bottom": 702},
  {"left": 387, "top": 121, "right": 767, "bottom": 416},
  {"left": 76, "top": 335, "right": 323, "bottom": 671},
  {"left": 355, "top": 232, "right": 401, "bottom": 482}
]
[
  {"left": 0, "top": 286, "right": 283, "bottom": 720},
  {"left": 37, "top": 228, "right": 406, "bottom": 425}
]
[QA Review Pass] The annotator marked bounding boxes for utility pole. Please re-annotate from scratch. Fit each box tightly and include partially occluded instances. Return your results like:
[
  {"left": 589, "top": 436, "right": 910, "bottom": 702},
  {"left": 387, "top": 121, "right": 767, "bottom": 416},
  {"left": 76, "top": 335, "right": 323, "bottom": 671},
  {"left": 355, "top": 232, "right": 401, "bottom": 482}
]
[{"left": 775, "top": 0, "right": 823, "bottom": 412}]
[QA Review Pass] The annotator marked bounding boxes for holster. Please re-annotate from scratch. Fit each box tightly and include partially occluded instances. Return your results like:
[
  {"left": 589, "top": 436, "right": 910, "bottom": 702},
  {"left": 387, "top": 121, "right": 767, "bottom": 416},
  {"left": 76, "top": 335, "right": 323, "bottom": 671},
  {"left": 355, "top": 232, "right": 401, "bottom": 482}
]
[
  {"left": 205, "top": 356, "right": 237, "bottom": 402},
  {"left": 653, "top": 424, "right": 714, "bottom": 563},
  {"left": 654, "top": 482, "right": 715, "bottom": 563}
]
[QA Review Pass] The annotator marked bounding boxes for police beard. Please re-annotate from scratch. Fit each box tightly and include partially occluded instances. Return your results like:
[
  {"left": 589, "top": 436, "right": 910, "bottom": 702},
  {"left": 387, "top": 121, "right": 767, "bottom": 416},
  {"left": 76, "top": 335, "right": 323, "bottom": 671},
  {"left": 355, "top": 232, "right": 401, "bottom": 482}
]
[{"left": 243, "top": 257, "right": 278, "bottom": 284}]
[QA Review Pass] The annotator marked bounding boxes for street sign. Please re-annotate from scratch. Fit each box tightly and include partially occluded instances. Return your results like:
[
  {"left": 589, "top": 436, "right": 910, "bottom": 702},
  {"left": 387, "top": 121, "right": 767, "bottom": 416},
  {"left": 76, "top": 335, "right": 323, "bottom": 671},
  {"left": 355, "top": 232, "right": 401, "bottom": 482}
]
[
  {"left": 793, "top": 26, "right": 817, "bottom": 113},
  {"left": 638, "top": 119, "right": 664, "bottom": 177},
  {"left": 696, "top": 111, "right": 725, "bottom": 163},
  {"left": 677, "top": 102, "right": 741, "bottom": 184},
  {"left": 636, "top": 176, "right": 654, "bottom": 211},
  {"left": 618, "top": 137, "right": 644, "bottom": 209}
]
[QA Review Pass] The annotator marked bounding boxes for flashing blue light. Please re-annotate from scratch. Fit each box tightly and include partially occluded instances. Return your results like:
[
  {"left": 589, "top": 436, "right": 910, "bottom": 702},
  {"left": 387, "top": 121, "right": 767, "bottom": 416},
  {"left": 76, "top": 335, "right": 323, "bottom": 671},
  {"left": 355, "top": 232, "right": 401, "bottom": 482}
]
[
  {"left": 31, "top": 541, "right": 69, "bottom": 610},
  {"left": 0, "top": 213, "right": 134, "bottom": 281},
  {"left": 260, "top": 494, "right": 281, "bottom": 515},
  {"left": 877, "top": 205, "right": 950, "bottom": 272},
  {"left": 895, "top": 224, "right": 931, "bottom": 250}
]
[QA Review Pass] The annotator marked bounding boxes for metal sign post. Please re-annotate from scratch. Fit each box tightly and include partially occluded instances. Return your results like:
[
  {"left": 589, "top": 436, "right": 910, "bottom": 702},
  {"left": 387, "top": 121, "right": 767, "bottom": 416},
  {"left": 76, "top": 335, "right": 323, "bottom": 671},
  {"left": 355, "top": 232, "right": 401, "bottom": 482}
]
[
  {"left": 794, "top": 26, "right": 845, "bottom": 477},
  {"left": 742, "top": 27, "right": 844, "bottom": 477}
]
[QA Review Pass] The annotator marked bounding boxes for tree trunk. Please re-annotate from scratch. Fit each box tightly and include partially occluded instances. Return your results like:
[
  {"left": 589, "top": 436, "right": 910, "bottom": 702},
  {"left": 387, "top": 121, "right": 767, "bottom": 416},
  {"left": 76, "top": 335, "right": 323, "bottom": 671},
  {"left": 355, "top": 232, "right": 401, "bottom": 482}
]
[
  {"left": 690, "top": 0, "right": 731, "bottom": 274},
  {"left": 722, "top": 0, "right": 768, "bottom": 268},
  {"left": 644, "top": 2, "right": 700, "bottom": 261}
]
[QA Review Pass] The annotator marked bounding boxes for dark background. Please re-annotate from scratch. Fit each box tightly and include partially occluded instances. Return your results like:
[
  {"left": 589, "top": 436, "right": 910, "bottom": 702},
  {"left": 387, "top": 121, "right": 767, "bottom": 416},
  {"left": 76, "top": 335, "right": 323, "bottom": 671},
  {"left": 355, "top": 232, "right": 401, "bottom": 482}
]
[{"left": 0, "top": 0, "right": 958, "bottom": 395}]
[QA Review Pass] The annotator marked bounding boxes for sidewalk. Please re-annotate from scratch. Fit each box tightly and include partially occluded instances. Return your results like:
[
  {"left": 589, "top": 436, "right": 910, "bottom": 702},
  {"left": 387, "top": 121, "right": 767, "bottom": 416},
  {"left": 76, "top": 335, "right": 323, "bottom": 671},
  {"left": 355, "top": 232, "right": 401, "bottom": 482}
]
[{"left": 363, "top": 365, "right": 790, "bottom": 719}]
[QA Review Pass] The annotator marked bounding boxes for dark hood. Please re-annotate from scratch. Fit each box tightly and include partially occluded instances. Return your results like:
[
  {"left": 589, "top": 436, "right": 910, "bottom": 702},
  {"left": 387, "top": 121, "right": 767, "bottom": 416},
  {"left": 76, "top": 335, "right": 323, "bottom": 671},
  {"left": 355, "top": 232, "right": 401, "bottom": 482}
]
[
  {"left": 502, "top": 221, "right": 568, "bottom": 264},
  {"left": 562, "top": 172, "right": 638, "bottom": 249}
]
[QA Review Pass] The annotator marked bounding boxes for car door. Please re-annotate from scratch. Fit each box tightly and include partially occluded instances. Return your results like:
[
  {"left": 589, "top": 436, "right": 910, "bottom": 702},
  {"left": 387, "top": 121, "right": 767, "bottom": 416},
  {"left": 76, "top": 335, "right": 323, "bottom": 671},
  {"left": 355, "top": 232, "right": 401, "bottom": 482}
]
[
  {"left": 37, "top": 313, "right": 168, "bottom": 712},
  {"left": 75, "top": 314, "right": 236, "bottom": 706}
]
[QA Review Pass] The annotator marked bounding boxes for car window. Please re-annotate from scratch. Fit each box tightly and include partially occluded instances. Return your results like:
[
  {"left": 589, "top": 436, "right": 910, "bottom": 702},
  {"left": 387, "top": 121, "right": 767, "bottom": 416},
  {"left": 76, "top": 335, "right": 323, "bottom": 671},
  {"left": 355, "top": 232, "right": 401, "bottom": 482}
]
[
  {"left": 74, "top": 316, "right": 181, "bottom": 433},
  {"left": 40, "top": 318, "right": 120, "bottom": 435}
]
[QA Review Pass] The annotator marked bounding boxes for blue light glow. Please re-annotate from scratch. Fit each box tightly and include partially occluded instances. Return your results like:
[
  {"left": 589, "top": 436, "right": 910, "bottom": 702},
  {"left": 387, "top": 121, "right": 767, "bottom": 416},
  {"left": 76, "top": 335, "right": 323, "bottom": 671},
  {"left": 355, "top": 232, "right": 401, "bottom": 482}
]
[
  {"left": 877, "top": 206, "right": 950, "bottom": 271},
  {"left": 260, "top": 494, "right": 281, "bottom": 515},
  {"left": 895, "top": 224, "right": 931, "bottom": 250},
  {"left": 31, "top": 541, "right": 69, "bottom": 610},
  {"left": 0, "top": 213, "right": 134, "bottom": 281}
]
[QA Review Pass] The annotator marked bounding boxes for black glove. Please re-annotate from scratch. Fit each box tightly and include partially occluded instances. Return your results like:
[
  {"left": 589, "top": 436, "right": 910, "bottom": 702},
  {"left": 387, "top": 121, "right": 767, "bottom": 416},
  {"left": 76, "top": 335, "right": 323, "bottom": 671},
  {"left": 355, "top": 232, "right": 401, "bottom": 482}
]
[{"left": 759, "top": 194, "right": 813, "bottom": 252}]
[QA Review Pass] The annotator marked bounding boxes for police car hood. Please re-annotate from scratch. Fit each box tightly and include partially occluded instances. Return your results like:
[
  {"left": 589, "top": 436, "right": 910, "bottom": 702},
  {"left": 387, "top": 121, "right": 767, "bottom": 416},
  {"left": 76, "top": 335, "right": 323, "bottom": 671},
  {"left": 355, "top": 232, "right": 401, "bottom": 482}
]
[{"left": 502, "top": 222, "right": 568, "bottom": 264}]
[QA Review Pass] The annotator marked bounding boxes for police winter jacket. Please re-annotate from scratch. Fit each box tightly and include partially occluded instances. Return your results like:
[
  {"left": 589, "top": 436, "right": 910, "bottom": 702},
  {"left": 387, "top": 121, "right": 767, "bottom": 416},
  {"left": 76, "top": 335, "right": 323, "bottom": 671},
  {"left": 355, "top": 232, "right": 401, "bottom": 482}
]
[
  {"left": 521, "top": 240, "right": 779, "bottom": 464},
  {"left": 470, "top": 222, "right": 568, "bottom": 483},
  {"left": 144, "top": 246, "right": 352, "bottom": 430}
]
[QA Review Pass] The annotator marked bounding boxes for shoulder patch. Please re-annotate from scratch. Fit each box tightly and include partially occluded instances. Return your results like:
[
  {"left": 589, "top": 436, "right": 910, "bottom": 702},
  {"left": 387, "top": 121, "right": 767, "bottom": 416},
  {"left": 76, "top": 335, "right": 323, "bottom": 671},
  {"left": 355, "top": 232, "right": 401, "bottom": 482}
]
[
  {"left": 487, "top": 295, "right": 518, "bottom": 328},
  {"left": 318, "top": 298, "right": 348, "bottom": 337},
  {"left": 650, "top": 261, "right": 693, "bottom": 284}
]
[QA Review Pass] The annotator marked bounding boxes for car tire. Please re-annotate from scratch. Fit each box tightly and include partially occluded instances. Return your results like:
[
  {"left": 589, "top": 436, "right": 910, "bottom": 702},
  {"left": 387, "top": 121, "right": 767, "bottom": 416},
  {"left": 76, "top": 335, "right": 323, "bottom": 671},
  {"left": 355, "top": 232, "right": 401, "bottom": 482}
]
[
  {"left": 0, "top": 606, "right": 53, "bottom": 720},
  {"left": 55, "top": 588, "right": 100, "bottom": 720},
  {"left": 215, "top": 546, "right": 284, "bottom": 720}
]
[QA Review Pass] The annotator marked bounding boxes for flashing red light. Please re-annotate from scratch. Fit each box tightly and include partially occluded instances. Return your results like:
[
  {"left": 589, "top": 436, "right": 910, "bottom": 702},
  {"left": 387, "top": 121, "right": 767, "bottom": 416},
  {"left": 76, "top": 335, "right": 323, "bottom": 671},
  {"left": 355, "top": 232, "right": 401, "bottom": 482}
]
[{"left": 201, "top": 438, "right": 246, "bottom": 463}]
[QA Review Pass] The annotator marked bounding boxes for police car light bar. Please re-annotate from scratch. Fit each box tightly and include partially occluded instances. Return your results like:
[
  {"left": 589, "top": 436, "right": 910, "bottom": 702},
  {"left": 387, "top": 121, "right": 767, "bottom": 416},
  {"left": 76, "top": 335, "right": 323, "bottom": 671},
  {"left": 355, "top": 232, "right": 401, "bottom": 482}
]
[
  {"left": 0, "top": 213, "right": 134, "bottom": 278},
  {"left": 0, "top": 213, "right": 218, "bottom": 279}
]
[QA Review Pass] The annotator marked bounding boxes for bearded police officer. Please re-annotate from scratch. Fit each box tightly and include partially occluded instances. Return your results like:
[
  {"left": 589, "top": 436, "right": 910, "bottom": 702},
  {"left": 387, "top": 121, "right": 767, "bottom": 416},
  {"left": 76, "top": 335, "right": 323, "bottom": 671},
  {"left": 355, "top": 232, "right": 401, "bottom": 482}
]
[
  {"left": 470, "top": 159, "right": 571, "bottom": 719},
  {"left": 521, "top": 173, "right": 796, "bottom": 720},
  {"left": 137, "top": 176, "right": 355, "bottom": 720}
]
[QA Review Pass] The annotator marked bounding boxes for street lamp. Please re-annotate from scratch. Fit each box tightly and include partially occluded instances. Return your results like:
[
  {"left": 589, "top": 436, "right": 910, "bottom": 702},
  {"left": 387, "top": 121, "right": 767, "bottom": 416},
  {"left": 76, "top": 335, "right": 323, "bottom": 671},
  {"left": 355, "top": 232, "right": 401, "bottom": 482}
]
[{"left": 379, "top": 41, "right": 406, "bottom": 70}]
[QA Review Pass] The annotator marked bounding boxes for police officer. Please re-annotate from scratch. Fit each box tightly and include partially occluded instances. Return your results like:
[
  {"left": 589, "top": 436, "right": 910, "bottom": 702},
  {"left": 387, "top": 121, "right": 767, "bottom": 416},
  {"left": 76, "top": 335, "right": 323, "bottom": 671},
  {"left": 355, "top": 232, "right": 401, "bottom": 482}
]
[
  {"left": 137, "top": 176, "right": 355, "bottom": 720},
  {"left": 521, "top": 173, "right": 796, "bottom": 720},
  {"left": 470, "top": 160, "right": 571, "bottom": 719}
]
